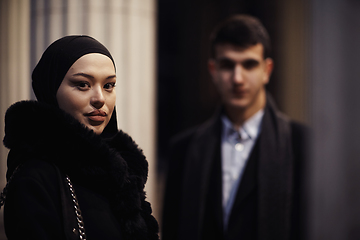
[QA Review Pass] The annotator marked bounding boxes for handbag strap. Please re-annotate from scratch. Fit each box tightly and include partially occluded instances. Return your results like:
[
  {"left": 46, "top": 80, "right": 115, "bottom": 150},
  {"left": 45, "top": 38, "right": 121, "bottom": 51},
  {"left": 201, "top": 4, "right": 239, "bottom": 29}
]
[
  {"left": 55, "top": 166, "right": 87, "bottom": 240},
  {"left": 0, "top": 164, "right": 86, "bottom": 240},
  {"left": 0, "top": 165, "right": 21, "bottom": 209}
]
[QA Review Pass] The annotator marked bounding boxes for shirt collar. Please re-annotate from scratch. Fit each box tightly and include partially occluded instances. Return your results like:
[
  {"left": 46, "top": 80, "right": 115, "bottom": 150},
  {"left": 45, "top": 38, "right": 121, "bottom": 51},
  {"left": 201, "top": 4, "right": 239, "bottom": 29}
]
[{"left": 221, "top": 109, "right": 264, "bottom": 141}]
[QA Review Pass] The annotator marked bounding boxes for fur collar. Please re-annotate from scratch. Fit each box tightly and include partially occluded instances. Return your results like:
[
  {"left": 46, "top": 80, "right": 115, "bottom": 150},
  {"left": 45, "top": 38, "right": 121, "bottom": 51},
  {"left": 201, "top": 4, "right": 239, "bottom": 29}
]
[{"left": 3, "top": 100, "right": 159, "bottom": 240}]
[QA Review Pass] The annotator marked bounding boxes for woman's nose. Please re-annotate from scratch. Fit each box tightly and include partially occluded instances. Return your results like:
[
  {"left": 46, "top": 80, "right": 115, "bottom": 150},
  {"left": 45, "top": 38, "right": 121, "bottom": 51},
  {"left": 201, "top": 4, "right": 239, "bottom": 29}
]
[{"left": 90, "top": 86, "right": 105, "bottom": 109}]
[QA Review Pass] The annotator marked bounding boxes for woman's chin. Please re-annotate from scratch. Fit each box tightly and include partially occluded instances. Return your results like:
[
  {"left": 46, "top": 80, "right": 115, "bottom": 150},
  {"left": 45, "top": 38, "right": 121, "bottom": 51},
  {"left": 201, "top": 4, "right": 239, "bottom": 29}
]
[{"left": 85, "top": 124, "right": 105, "bottom": 135}]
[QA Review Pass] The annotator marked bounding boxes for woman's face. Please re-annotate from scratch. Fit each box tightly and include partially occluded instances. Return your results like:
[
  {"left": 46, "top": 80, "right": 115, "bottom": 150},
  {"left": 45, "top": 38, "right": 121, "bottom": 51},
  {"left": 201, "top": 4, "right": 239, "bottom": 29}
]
[{"left": 56, "top": 53, "right": 116, "bottom": 134}]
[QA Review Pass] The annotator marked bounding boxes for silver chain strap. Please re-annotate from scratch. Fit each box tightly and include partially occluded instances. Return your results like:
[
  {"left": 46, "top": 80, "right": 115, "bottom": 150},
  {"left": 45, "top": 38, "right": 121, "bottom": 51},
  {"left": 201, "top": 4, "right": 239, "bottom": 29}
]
[
  {"left": 0, "top": 182, "right": 10, "bottom": 208},
  {"left": 1, "top": 167, "right": 86, "bottom": 240},
  {"left": 0, "top": 166, "right": 21, "bottom": 209},
  {"left": 65, "top": 176, "right": 87, "bottom": 240}
]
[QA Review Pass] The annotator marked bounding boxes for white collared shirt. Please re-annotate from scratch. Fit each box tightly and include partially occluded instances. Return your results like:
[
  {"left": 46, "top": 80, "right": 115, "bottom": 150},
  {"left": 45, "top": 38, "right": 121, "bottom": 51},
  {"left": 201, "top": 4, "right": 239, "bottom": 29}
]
[{"left": 221, "top": 109, "right": 264, "bottom": 228}]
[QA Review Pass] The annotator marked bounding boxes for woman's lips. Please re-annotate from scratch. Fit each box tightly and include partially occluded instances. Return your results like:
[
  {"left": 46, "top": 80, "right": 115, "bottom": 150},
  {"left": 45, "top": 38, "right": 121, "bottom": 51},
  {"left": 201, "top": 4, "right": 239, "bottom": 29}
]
[
  {"left": 85, "top": 110, "right": 107, "bottom": 122},
  {"left": 87, "top": 115, "right": 106, "bottom": 122}
]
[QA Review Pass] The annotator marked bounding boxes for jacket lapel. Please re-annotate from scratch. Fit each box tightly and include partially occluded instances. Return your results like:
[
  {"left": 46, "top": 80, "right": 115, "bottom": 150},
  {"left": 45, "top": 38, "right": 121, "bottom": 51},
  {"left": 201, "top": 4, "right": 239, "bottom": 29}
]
[
  {"left": 257, "top": 96, "right": 293, "bottom": 240},
  {"left": 179, "top": 116, "right": 222, "bottom": 240},
  {"left": 229, "top": 138, "right": 259, "bottom": 215},
  {"left": 180, "top": 95, "right": 294, "bottom": 240}
]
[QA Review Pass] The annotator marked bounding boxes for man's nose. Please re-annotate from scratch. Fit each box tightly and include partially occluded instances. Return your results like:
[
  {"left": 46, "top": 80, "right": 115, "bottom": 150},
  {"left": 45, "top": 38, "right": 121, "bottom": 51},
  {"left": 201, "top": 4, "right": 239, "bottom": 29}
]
[
  {"left": 233, "top": 65, "right": 244, "bottom": 83},
  {"left": 90, "top": 86, "right": 105, "bottom": 109}
]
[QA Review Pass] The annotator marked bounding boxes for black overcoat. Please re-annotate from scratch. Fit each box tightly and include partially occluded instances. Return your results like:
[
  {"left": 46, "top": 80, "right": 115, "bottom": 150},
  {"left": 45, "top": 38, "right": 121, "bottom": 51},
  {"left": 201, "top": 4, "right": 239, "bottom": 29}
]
[
  {"left": 3, "top": 101, "right": 159, "bottom": 240},
  {"left": 162, "top": 95, "right": 308, "bottom": 240}
]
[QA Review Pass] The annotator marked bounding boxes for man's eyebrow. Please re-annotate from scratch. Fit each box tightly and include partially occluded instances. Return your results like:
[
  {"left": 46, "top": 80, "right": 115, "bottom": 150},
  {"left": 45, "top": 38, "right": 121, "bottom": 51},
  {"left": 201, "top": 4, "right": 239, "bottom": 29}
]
[
  {"left": 243, "top": 59, "right": 260, "bottom": 63},
  {"left": 216, "top": 57, "right": 234, "bottom": 62}
]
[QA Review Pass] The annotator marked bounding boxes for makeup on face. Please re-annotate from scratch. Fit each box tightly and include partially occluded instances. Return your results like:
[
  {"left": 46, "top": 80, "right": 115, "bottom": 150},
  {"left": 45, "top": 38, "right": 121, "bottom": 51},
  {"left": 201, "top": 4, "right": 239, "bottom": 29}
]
[{"left": 56, "top": 53, "right": 116, "bottom": 134}]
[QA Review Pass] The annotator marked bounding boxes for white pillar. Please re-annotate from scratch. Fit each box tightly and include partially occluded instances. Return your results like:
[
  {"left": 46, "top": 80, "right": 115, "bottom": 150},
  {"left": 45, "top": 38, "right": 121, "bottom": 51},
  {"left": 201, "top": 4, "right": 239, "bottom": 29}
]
[
  {"left": 0, "top": 0, "right": 31, "bottom": 194},
  {"left": 0, "top": 0, "right": 31, "bottom": 239}
]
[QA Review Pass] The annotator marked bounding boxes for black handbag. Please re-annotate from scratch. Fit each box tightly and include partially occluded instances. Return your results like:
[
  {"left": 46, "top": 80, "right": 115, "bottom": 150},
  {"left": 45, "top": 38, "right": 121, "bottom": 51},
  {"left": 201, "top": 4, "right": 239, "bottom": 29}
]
[{"left": 0, "top": 165, "right": 87, "bottom": 240}]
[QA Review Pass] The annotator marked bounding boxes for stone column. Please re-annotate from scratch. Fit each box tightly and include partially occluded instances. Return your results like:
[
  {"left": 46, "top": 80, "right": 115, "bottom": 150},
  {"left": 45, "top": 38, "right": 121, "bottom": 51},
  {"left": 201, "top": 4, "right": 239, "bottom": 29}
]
[
  {"left": 0, "top": 1, "right": 31, "bottom": 239},
  {"left": 307, "top": 0, "right": 360, "bottom": 238}
]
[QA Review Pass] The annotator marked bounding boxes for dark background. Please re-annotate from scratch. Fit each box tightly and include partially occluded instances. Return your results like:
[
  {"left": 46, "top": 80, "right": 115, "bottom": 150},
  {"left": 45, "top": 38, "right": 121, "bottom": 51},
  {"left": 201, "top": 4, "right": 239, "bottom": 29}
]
[{"left": 156, "top": 0, "right": 283, "bottom": 171}]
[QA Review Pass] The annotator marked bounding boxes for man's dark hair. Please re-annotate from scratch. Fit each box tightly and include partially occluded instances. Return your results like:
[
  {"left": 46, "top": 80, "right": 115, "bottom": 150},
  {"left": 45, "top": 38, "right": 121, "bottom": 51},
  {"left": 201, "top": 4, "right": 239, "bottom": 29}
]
[{"left": 210, "top": 14, "right": 271, "bottom": 59}]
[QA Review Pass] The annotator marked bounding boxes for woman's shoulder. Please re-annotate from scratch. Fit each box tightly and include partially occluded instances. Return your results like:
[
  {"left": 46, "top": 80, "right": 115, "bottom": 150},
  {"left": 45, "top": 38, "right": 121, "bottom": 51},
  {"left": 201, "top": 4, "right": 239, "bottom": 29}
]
[
  {"left": 3, "top": 159, "right": 67, "bottom": 240},
  {"left": 9, "top": 159, "right": 60, "bottom": 191}
]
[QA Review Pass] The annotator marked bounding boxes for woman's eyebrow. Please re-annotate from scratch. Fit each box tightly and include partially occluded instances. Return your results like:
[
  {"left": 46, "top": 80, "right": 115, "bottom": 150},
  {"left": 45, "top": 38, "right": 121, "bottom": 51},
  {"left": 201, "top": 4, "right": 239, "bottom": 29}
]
[
  {"left": 72, "top": 73, "right": 94, "bottom": 79},
  {"left": 72, "top": 73, "right": 116, "bottom": 79},
  {"left": 106, "top": 75, "right": 116, "bottom": 79}
]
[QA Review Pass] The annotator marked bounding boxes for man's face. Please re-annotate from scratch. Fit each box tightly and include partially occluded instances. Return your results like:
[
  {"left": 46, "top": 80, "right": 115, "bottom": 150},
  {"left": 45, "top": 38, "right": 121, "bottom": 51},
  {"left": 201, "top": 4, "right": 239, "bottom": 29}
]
[{"left": 209, "top": 43, "right": 273, "bottom": 115}]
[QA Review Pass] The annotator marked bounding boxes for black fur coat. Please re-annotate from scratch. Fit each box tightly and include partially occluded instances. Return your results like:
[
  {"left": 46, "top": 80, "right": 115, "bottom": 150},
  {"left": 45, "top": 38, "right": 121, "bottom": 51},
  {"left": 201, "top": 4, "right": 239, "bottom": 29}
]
[{"left": 3, "top": 100, "right": 159, "bottom": 240}]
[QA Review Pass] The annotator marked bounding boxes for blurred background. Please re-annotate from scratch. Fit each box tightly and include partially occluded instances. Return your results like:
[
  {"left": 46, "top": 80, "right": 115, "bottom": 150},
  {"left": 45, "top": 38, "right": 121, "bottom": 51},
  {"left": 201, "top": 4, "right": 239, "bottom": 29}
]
[{"left": 1, "top": 0, "right": 360, "bottom": 239}]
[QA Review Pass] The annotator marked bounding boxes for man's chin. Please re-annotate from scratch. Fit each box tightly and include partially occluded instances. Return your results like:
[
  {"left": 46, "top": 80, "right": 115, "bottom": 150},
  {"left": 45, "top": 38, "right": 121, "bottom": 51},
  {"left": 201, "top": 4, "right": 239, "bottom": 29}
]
[{"left": 225, "top": 99, "right": 249, "bottom": 110}]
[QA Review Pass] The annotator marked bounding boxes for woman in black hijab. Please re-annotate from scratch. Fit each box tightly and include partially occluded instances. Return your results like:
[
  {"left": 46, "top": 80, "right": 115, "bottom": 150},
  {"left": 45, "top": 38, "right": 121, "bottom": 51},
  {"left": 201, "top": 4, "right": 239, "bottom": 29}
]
[{"left": 2, "top": 35, "right": 159, "bottom": 240}]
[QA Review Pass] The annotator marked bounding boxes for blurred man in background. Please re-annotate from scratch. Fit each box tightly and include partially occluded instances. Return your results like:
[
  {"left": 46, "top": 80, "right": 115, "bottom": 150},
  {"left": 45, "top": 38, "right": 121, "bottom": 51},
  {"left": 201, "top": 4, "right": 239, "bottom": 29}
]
[{"left": 162, "top": 14, "right": 307, "bottom": 240}]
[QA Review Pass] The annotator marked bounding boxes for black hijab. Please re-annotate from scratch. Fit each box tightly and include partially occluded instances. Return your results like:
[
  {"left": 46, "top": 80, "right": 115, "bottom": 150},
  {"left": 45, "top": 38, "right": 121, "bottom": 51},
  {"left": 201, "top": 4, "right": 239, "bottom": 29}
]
[{"left": 32, "top": 35, "right": 118, "bottom": 136}]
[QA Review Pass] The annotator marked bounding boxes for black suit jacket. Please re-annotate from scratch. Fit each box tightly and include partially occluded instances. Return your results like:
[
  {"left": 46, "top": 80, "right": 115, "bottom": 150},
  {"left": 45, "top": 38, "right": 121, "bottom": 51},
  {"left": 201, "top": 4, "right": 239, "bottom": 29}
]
[{"left": 162, "top": 96, "right": 308, "bottom": 240}]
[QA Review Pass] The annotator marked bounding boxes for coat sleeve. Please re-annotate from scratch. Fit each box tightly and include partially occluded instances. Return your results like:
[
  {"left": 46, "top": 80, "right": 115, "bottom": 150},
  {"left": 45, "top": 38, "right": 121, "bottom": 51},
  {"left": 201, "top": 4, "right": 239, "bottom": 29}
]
[
  {"left": 4, "top": 160, "right": 66, "bottom": 240},
  {"left": 161, "top": 130, "right": 194, "bottom": 240}
]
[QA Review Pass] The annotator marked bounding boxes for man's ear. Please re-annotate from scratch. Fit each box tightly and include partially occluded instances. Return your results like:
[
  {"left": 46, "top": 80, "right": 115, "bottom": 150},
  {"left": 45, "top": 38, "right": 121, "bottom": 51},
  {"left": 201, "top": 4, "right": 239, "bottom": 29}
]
[
  {"left": 208, "top": 59, "right": 217, "bottom": 80},
  {"left": 263, "top": 58, "right": 274, "bottom": 84}
]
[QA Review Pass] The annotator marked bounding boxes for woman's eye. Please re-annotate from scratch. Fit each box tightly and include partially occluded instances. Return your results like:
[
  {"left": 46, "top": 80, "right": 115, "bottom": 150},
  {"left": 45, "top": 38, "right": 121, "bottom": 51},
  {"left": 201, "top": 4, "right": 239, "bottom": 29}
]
[
  {"left": 76, "top": 82, "right": 90, "bottom": 90},
  {"left": 104, "top": 82, "right": 116, "bottom": 90}
]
